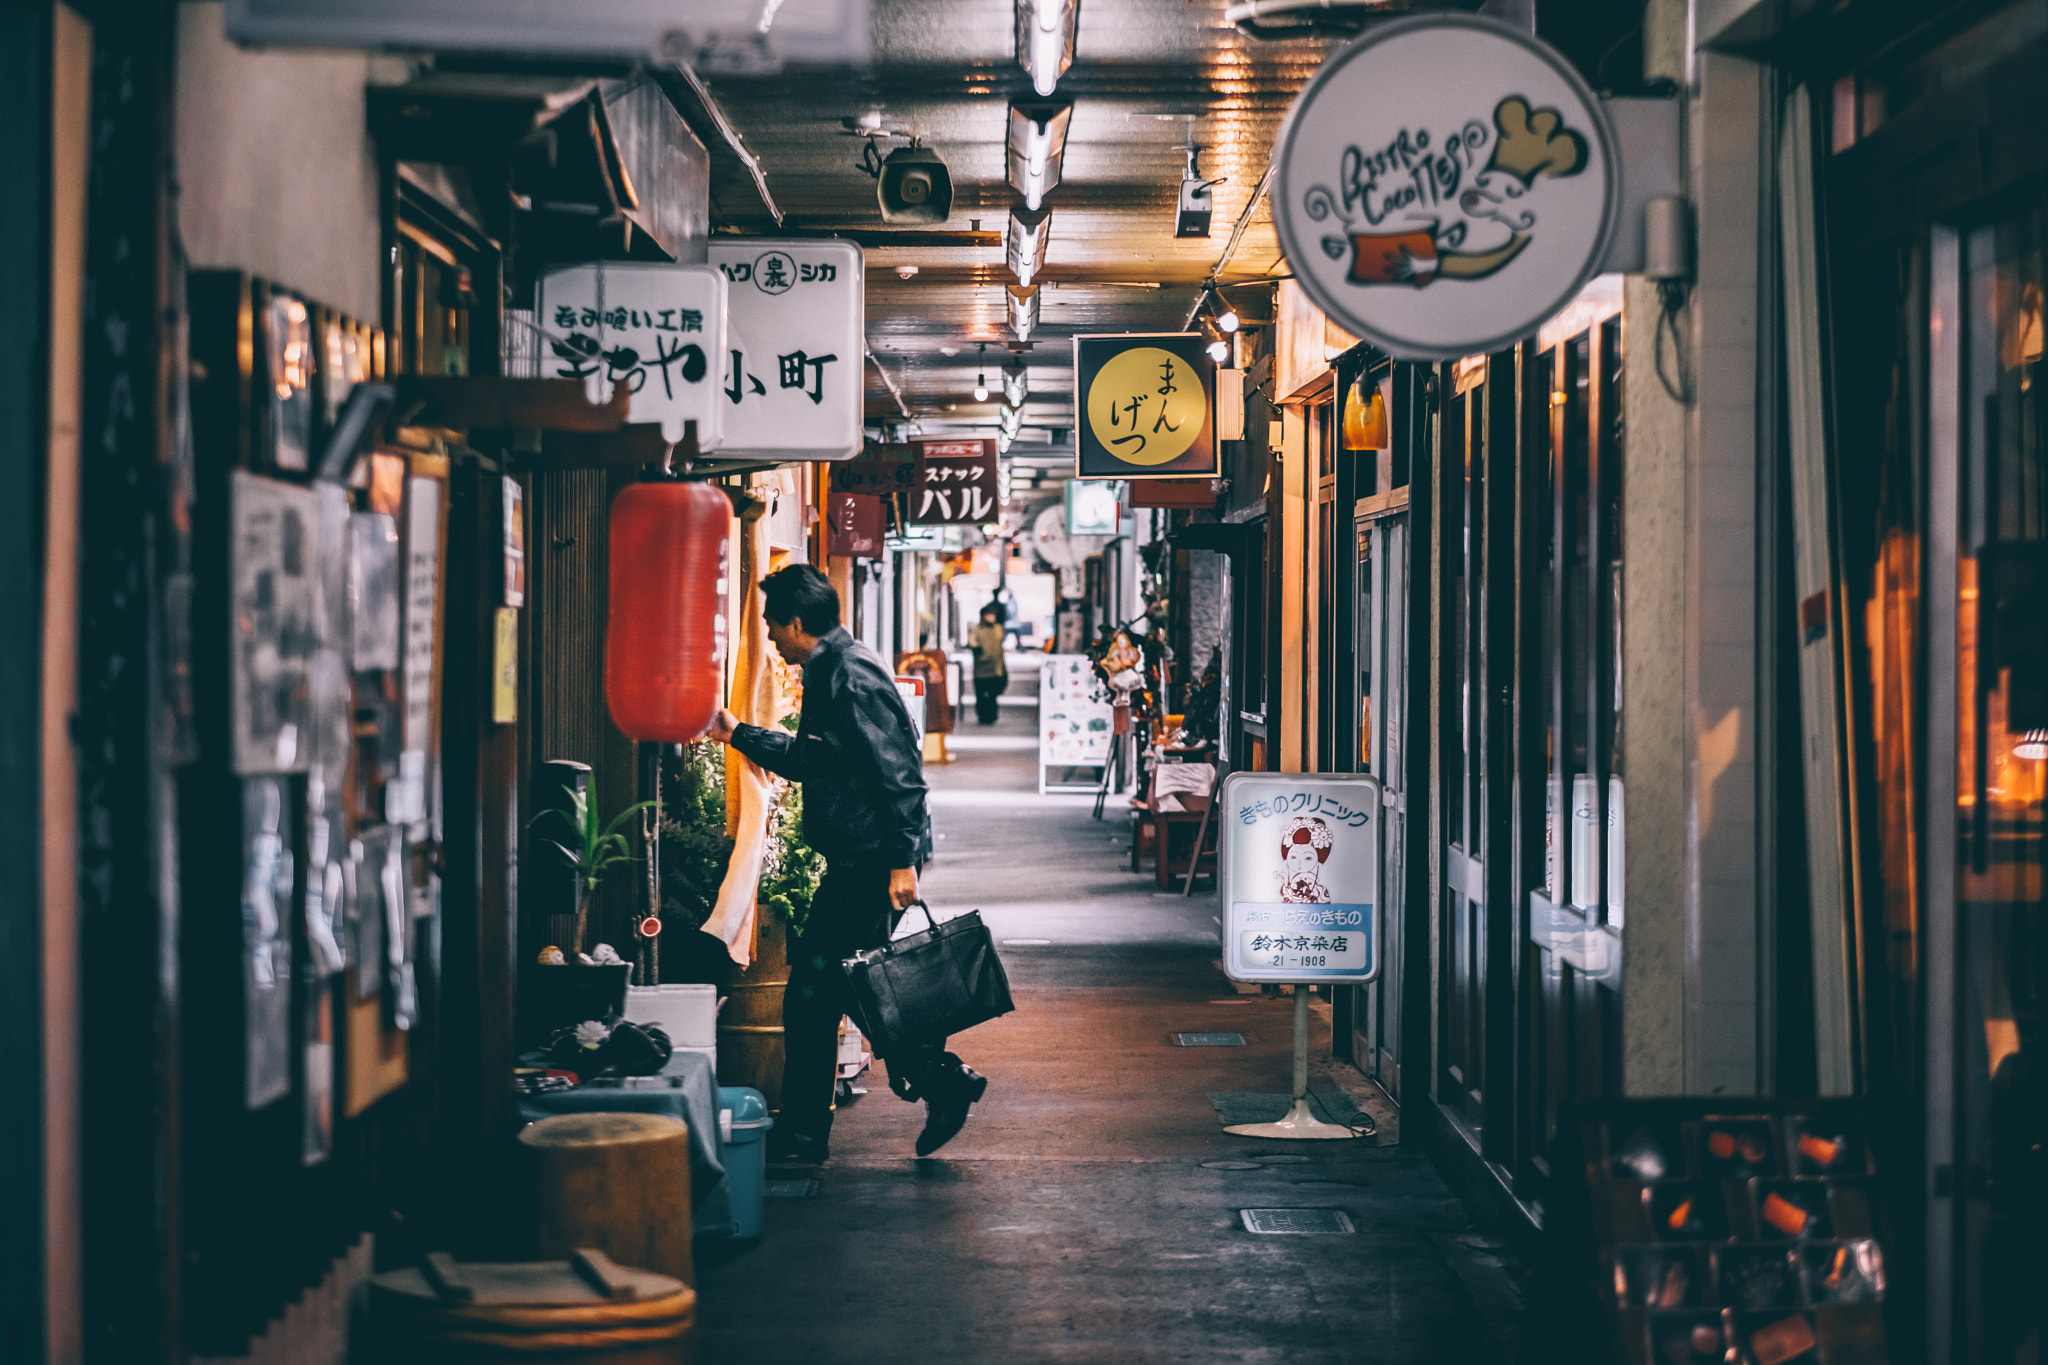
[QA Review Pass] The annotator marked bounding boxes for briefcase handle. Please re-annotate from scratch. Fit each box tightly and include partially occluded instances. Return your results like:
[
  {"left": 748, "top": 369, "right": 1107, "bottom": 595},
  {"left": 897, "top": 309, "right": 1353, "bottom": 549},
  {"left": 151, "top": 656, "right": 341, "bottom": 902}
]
[{"left": 899, "top": 899, "right": 937, "bottom": 932}]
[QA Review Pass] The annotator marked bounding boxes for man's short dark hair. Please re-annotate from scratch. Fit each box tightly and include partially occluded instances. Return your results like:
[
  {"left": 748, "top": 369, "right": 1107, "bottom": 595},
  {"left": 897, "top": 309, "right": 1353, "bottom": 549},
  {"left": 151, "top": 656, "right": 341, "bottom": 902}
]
[{"left": 759, "top": 564, "right": 841, "bottom": 635}]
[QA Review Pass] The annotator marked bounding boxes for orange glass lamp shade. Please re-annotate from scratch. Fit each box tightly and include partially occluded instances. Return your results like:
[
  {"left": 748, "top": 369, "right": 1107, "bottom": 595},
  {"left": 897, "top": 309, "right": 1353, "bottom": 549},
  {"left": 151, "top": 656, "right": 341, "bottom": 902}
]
[
  {"left": 605, "top": 481, "right": 731, "bottom": 742},
  {"left": 1343, "top": 376, "right": 1388, "bottom": 451}
]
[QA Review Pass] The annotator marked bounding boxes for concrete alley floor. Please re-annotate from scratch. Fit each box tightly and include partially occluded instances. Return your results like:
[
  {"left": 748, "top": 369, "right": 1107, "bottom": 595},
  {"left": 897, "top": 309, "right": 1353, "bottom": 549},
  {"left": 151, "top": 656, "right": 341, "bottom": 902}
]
[{"left": 697, "top": 671, "right": 1527, "bottom": 1364}]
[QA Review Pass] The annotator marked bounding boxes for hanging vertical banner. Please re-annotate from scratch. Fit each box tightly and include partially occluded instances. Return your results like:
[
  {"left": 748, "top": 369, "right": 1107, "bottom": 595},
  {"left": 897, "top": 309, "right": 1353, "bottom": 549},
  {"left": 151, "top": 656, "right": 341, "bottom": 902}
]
[
  {"left": 1219, "top": 772, "right": 1382, "bottom": 983},
  {"left": 502, "top": 475, "right": 526, "bottom": 607},
  {"left": 910, "top": 438, "right": 1000, "bottom": 525},
  {"left": 536, "top": 262, "right": 729, "bottom": 448},
  {"left": 389, "top": 477, "right": 440, "bottom": 828},
  {"left": 706, "top": 238, "right": 864, "bottom": 460},
  {"left": 1073, "top": 333, "right": 1218, "bottom": 479},
  {"left": 493, "top": 607, "right": 519, "bottom": 724},
  {"left": 826, "top": 491, "right": 884, "bottom": 558},
  {"left": 1271, "top": 14, "right": 1619, "bottom": 360}
]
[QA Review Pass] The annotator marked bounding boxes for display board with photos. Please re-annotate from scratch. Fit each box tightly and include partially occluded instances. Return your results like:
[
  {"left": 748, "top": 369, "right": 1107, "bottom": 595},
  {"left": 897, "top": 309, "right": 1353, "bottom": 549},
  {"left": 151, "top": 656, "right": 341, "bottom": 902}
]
[
  {"left": 1544, "top": 1099, "right": 1892, "bottom": 1365},
  {"left": 1039, "top": 654, "right": 1116, "bottom": 793}
]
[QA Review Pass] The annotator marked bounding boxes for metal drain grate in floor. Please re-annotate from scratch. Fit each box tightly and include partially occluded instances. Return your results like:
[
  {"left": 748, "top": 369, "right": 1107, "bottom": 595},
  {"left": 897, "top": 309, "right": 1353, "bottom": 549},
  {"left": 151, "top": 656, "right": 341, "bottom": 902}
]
[
  {"left": 1174, "top": 1032, "right": 1247, "bottom": 1047},
  {"left": 1241, "top": 1208, "right": 1356, "bottom": 1235},
  {"left": 764, "top": 1178, "right": 821, "bottom": 1199}
]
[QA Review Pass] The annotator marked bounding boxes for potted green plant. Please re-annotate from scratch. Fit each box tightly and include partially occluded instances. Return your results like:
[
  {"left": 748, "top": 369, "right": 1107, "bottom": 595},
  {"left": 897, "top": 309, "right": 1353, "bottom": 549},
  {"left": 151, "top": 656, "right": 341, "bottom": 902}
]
[{"left": 530, "top": 776, "right": 654, "bottom": 955}]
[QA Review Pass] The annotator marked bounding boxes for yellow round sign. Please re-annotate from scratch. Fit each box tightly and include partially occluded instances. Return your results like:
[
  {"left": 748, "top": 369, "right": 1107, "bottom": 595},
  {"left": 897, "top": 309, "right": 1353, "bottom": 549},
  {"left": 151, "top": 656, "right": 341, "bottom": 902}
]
[{"left": 1085, "top": 347, "right": 1207, "bottom": 467}]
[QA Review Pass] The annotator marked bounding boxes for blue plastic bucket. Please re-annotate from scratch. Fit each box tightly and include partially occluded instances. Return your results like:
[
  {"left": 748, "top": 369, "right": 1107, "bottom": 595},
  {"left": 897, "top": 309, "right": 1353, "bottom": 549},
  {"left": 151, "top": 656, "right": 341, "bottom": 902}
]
[{"left": 716, "top": 1086, "right": 773, "bottom": 1240}]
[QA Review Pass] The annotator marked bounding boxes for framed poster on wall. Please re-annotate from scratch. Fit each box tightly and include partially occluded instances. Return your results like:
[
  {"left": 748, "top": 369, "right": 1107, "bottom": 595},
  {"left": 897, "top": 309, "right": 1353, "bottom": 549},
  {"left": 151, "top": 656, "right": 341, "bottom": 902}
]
[{"left": 1072, "top": 332, "right": 1218, "bottom": 479}]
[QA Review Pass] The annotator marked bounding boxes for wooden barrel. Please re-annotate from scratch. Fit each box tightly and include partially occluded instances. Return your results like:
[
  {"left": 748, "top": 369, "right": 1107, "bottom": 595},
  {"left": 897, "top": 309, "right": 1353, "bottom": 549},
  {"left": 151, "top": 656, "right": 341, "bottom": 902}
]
[
  {"left": 519, "top": 1114, "right": 694, "bottom": 1289},
  {"left": 716, "top": 909, "right": 787, "bottom": 1109}
]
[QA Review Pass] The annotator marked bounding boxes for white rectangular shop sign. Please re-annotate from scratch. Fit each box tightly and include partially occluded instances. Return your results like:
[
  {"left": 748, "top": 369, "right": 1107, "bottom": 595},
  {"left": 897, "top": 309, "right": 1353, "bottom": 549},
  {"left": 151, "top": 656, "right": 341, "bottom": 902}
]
[
  {"left": 706, "top": 239, "right": 864, "bottom": 461},
  {"left": 536, "top": 263, "right": 728, "bottom": 449},
  {"left": 1220, "top": 772, "right": 1382, "bottom": 984}
]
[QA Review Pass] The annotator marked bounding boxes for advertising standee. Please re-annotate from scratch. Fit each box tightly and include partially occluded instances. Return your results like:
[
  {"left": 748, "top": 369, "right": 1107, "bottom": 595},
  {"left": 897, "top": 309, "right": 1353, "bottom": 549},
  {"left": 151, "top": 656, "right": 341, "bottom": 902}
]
[{"left": 1217, "top": 771, "right": 1384, "bottom": 1141}]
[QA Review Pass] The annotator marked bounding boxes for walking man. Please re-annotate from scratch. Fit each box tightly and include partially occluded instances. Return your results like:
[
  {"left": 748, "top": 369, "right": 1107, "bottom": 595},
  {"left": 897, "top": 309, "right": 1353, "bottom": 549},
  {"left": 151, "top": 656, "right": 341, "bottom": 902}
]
[
  {"left": 709, "top": 565, "right": 988, "bottom": 1161},
  {"left": 968, "top": 603, "right": 1008, "bottom": 726}
]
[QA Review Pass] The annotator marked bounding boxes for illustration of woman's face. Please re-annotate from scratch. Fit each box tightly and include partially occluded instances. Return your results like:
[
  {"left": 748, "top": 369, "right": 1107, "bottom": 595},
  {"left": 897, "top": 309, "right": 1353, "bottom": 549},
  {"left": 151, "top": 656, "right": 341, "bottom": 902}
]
[{"left": 1284, "top": 843, "right": 1322, "bottom": 877}]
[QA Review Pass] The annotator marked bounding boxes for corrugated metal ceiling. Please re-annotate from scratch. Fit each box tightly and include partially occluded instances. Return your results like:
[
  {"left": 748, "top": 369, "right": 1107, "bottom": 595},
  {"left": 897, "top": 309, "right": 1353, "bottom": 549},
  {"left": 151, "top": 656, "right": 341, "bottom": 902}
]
[{"left": 696, "top": 0, "right": 1342, "bottom": 441}]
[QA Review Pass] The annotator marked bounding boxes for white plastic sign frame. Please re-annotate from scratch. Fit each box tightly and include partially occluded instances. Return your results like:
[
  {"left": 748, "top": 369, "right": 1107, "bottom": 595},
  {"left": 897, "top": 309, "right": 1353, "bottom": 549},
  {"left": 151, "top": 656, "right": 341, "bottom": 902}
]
[
  {"left": 536, "top": 262, "right": 728, "bottom": 449},
  {"left": 1272, "top": 14, "right": 1620, "bottom": 361},
  {"left": 705, "top": 238, "right": 865, "bottom": 461},
  {"left": 1219, "top": 772, "right": 1383, "bottom": 984}
]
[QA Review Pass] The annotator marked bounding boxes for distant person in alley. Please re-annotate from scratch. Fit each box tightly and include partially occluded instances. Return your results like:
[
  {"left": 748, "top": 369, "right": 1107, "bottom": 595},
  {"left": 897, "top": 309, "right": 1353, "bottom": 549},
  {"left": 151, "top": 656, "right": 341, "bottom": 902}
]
[
  {"left": 969, "top": 602, "right": 1008, "bottom": 726},
  {"left": 709, "top": 565, "right": 989, "bottom": 1161}
]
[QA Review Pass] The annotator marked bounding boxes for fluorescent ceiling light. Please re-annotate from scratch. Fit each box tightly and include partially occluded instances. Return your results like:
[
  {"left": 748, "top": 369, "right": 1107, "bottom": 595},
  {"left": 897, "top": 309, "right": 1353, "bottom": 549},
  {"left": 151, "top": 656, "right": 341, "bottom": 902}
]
[
  {"left": 1008, "top": 286, "right": 1040, "bottom": 340},
  {"left": 1003, "top": 366, "right": 1029, "bottom": 406},
  {"left": 999, "top": 404, "right": 1024, "bottom": 437},
  {"left": 1015, "top": 0, "right": 1079, "bottom": 97},
  {"left": 1007, "top": 100, "right": 1072, "bottom": 212},
  {"left": 1007, "top": 206, "right": 1052, "bottom": 287}
]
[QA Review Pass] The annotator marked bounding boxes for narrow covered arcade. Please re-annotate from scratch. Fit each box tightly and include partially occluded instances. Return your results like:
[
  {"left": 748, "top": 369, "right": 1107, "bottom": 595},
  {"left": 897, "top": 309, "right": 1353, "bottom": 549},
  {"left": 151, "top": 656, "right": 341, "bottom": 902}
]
[{"left": 7, "top": 1, "right": 2045, "bottom": 1364}]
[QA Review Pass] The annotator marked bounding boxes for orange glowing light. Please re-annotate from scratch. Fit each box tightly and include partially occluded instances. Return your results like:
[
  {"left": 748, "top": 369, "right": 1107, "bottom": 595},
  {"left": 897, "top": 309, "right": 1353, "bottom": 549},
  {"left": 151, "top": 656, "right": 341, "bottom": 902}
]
[{"left": 1760, "top": 1193, "right": 1809, "bottom": 1236}]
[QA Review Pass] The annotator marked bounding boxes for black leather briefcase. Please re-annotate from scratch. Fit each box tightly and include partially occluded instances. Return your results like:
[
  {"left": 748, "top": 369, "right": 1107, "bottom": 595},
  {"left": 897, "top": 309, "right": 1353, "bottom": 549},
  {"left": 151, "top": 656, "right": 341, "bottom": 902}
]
[{"left": 842, "top": 903, "right": 1014, "bottom": 1054}]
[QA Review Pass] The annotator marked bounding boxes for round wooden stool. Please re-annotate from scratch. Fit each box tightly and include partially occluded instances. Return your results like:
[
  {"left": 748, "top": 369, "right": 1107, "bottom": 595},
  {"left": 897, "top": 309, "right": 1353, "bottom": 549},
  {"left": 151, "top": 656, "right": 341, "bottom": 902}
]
[{"left": 519, "top": 1112, "right": 694, "bottom": 1289}]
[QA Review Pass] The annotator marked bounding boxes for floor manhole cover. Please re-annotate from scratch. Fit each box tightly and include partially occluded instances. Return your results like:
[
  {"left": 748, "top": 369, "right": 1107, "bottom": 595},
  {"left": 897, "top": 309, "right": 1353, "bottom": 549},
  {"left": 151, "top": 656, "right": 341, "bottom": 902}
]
[
  {"left": 1241, "top": 1208, "right": 1356, "bottom": 1235},
  {"left": 1201, "top": 1161, "right": 1262, "bottom": 1170},
  {"left": 765, "top": 1178, "right": 821, "bottom": 1199},
  {"left": 1174, "top": 1032, "right": 1247, "bottom": 1047}
]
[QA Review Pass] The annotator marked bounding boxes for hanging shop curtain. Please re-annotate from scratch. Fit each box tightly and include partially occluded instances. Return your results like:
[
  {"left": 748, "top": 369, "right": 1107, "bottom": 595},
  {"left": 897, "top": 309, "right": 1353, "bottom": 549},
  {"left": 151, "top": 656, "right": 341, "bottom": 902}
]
[{"left": 702, "top": 472, "right": 792, "bottom": 967}]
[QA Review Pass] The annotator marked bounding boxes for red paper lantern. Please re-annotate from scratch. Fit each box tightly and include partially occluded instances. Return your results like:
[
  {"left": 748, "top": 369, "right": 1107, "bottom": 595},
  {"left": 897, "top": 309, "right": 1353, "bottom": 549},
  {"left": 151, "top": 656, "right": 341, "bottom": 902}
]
[{"left": 605, "top": 481, "right": 731, "bottom": 741}]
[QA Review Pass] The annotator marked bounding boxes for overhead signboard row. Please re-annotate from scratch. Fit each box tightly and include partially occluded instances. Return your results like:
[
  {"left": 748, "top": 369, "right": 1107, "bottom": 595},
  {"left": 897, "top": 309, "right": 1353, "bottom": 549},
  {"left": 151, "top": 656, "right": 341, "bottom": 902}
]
[{"left": 536, "top": 239, "right": 865, "bottom": 461}]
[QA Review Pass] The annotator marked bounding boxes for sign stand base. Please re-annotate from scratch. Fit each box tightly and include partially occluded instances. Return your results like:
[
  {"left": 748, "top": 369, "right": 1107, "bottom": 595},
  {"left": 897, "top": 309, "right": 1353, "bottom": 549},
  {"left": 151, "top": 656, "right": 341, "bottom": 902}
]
[{"left": 1223, "top": 986, "right": 1359, "bottom": 1140}]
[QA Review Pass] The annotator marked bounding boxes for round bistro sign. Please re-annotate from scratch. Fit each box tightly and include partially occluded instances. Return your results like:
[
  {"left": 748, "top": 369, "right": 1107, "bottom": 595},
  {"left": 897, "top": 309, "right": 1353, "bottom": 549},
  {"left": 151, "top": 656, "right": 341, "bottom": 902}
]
[{"left": 1273, "top": 15, "right": 1619, "bottom": 361}]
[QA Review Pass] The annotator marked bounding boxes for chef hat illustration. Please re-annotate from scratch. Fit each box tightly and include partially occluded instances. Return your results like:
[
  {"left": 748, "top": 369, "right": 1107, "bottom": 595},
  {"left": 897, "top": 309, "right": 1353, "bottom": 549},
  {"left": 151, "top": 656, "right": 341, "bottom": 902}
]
[
  {"left": 1485, "top": 97, "right": 1587, "bottom": 185},
  {"left": 1280, "top": 815, "right": 1334, "bottom": 863}
]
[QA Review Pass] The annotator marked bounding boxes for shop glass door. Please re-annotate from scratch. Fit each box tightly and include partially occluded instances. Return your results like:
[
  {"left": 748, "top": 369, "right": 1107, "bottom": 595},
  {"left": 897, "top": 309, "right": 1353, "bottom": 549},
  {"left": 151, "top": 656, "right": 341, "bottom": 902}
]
[
  {"left": 1926, "top": 212, "right": 2048, "bottom": 1365},
  {"left": 1358, "top": 510, "right": 1408, "bottom": 1095}
]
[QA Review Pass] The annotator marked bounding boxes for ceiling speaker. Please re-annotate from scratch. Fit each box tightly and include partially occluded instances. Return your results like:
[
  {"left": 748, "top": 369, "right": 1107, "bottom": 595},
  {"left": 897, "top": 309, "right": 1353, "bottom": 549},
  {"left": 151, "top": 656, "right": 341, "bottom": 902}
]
[{"left": 877, "top": 145, "right": 954, "bottom": 225}]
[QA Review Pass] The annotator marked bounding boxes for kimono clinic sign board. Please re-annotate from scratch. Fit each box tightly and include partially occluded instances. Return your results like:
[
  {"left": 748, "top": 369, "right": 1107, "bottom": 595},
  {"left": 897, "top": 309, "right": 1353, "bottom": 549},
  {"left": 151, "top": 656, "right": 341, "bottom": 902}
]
[
  {"left": 706, "top": 238, "right": 864, "bottom": 460},
  {"left": 1072, "top": 333, "right": 1218, "bottom": 480},
  {"left": 1272, "top": 15, "right": 1619, "bottom": 361},
  {"left": 537, "top": 263, "right": 728, "bottom": 448},
  {"left": 1220, "top": 772, "right": 1382, "bottom": 984}
]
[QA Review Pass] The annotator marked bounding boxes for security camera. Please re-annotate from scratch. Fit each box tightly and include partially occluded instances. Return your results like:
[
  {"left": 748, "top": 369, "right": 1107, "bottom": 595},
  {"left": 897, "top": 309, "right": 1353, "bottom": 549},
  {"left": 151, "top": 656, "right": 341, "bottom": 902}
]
[
  {"left": 878, "top": 144, "right": 954, "bottom": 225},
  {"left": 1175, "top": 146, "right": 1225, "bottom": 239}
]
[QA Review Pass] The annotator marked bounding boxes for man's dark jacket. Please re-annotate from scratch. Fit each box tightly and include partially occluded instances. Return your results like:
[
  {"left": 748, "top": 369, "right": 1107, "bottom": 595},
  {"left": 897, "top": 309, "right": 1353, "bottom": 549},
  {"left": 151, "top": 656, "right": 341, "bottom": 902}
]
[{"left": 731, "top": 627, "right": 931, "bottom": 869}]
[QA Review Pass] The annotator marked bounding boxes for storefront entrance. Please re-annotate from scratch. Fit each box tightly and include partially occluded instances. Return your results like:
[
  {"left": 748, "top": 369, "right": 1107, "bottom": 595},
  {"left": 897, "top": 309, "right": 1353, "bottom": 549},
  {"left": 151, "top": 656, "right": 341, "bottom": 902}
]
[{"left": 1827, "top": 9, "right": 2048, "bottom": 1354}]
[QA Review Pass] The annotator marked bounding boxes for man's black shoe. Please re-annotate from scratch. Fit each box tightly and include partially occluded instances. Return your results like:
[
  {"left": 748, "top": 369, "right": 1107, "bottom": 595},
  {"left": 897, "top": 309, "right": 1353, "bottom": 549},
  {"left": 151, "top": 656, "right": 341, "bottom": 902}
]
[
  {"left": 914, "top": 1065, "right": 988, "bottom": 1156},
  {"left": 767, "top": 1130, "right": 829, "bottom": 1164}
]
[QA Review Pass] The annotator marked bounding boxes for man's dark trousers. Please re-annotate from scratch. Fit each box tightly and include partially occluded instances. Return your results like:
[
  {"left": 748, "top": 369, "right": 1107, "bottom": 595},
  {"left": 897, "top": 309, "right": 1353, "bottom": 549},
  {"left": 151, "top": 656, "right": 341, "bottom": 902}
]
[
  {"left": 780, "top": 859, "right": 945, "bottom": 1146},
  {"left": 973, "top": 674, "right": 1005, "bottom": 725}
]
